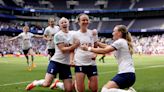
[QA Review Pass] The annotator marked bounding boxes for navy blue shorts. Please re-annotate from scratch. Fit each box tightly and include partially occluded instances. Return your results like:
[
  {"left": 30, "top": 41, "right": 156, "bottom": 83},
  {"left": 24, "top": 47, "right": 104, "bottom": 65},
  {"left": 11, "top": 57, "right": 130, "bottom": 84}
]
[
  {"left": 112, "top": 73, "right": 136, "bottom": 89},
  {"left": 47, "top": 61, "right": 72, "bottom": 80},
  {"left": 75, "top": 66, "right": 98, "bottom": 78},
  {"left": 48, "top": 49, "right": 55, "bottom": 57},
  {"left": 23, "top": 47, "right": 31, "bottom": 55}
]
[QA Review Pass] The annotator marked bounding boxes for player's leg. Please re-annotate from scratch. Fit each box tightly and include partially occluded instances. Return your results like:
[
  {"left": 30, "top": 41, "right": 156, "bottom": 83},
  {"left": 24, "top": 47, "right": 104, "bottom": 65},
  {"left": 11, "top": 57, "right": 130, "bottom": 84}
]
[
  {"left": 88, "top": 75, "right": 98, "bottom": 92},
  {"left": 87, "top": 66, "right": 98, "bottom": 92},
  {"left": 25, "top": 61, "right": 58, "bottom": 90},
  {"left": 23, "top": 49, "right": 30, "bottom": 71},
  {"left": 101, "top": 73, "right": 136, "bottom": 92},
  {"left": 25, "top": 73, "right": 54, "bottom": 90},
  {"left": 28, "top": 48, "right": 36, "bottom": 68},
  {"left": 75, "top": 66, "right": 86, "bottom": 92},
  {"left": 51, "top": 63, "right": 73, "bottom": 92}
]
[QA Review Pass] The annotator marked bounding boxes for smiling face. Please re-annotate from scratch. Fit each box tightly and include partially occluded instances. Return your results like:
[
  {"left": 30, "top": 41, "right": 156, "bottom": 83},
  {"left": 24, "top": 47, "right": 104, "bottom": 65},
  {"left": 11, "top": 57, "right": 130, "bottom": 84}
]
[
  {"left": 59, "top": 17, "right": 69, "bottom": 32},
  {"left": 78, "top": 14, "right": 90, "bottom": 29},
  {"left": 112, "top": 26, "right": 122, "bottom": 40}
]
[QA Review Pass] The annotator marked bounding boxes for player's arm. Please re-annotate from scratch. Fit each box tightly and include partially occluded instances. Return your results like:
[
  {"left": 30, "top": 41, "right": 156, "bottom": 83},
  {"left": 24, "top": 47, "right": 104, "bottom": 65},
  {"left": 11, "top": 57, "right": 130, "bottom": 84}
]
[
  {"left": 69, "top": 51, "right": 75, "bottom": 66},
  {"left": 97, "top": 42, "right": 108, "bottom": 48},
  {"left": 57, "top": 43, "right": 79, "bottom": 53},
  {"left": 33, "top": 34, "right": 43, "bottom": 38},
  {"left": 81, "top": 44, "right": 115, "bottom": 54},
  {"left": 8, "top": 35, "right": 20, "bottom": 41},
  {"left": 43, "top": 34, "right": 51, "bottom": 41}
]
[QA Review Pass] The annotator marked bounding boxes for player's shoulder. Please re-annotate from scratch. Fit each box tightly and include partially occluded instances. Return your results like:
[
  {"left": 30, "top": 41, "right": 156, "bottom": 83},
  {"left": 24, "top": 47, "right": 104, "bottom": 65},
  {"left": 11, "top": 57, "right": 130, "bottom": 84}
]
[
  {"left": 54, "top": 26, "right": 60, "bottom": 29},
  {"left": 69, "top": 30, "right": 77, "bottom": 35},
  {"left": 55, "top": 30, "right": 63, "bottom": 36},
  {"left": 115, "top": 38, "right": 126, "bottom": 44}
]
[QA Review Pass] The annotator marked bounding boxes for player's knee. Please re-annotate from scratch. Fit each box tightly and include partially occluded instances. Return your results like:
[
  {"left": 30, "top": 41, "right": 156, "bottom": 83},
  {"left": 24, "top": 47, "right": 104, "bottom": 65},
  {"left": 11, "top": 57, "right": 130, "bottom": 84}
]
[
  {"left": 42, "top": 82, "right": 51, "bottom": 87},
  {"left": 65, "top": 88, "right": 73, "bottom": 92},
  {"left": 90, "top": 86, "right": 98, "bottom": 92}
]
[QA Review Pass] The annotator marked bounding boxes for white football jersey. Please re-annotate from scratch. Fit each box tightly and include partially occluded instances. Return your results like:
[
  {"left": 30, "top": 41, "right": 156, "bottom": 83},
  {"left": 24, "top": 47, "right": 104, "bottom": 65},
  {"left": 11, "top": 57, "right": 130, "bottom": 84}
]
[
  {"left": 51, "top": 31, "right": 72, "bottom": 65},
  {"left": 111, "top": 38, "right": 135, "bottom": 74},
  {"left": 72, "top": 29, "right": 98, "bottom": 66},
  {"left": 18, "top": 32, "right": 34, "bottom": 50},
  {"left": 44, "top": 26, "right": 60, "bottom": 49}
]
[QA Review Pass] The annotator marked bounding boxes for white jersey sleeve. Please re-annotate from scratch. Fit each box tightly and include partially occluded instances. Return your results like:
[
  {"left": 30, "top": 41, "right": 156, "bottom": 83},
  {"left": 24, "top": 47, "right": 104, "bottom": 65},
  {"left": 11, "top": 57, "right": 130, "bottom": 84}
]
[
  {"left": 29, "top": 32, "right": 34, "bottom": 37},
  {"left": 54, "top": 33, "right": 65, "bottom": 45},
  {"left": 43, "top": 27, "right": 49, "bottom": 35},
  {"left": 111, "top": 38, "right": 135, "bottom": 74},
  {"left": 111, "top": 39, "right": 123, "bottom": 50}
]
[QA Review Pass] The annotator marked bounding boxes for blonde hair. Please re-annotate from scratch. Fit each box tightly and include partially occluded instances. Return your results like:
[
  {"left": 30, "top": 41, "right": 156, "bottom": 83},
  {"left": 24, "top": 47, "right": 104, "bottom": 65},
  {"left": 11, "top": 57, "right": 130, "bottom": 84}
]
[
  {"left": 75, "top": 13, "right": 90, "bottom": 23},
  {"left": 23, "top": 26, "right": 29, "bottom": 31},
  {"left": 48, "top": 17, "right": 55, "bottom": 22},
  {"left": 58, "top": 17, "right": 69, "bottom": 26},
  {"left": 116, "top": 25, "right": 134, "bottom": 55}
]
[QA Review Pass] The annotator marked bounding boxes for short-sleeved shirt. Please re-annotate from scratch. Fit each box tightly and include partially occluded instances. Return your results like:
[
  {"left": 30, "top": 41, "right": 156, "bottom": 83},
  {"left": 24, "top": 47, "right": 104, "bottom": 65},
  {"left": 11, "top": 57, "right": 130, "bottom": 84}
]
[
  {"left": 111, "top": 38, "right": 135, "bottom": 74},
  {"left": 72, "top": 29, "right": 98, "bottom": 66},
  {"left": 18, "top": 32, "right": 34, "bottom": 50},
  {"left": 50, "top": 31, "right": 72, "bottom": 65},
  {"left": 44, "top": 26, "right": 60, "bottom": 49}
]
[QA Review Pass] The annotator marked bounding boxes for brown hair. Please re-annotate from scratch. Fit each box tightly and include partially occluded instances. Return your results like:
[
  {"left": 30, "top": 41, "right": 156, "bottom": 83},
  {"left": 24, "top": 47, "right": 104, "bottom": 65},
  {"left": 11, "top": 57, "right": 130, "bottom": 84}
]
[
  {"left": 75, "top": 13, "right": 90, "bottom": 23},
  {"left": 116, "top": 25, "right": 134, "bottom": 55}
]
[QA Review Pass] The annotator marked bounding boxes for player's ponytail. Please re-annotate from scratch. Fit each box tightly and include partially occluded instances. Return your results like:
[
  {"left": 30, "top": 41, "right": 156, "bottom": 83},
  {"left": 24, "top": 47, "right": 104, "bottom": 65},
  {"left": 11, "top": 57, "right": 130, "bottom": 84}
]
[{"left": 117, "top": 25, "right": 134, "bottom": 55}]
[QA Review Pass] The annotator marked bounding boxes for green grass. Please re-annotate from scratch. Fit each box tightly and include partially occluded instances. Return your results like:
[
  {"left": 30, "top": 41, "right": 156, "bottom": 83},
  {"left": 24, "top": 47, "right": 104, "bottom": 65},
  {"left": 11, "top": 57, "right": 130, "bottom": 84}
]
[{"left": 0, "top": 55, "right": 164, "bottom": 92}]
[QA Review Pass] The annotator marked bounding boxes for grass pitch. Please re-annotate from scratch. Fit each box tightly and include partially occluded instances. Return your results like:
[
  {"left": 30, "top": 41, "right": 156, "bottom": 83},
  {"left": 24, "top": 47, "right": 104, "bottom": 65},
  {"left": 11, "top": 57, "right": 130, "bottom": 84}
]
[{"left": 0, "top": 55, "right": 164, "bottom": 92}]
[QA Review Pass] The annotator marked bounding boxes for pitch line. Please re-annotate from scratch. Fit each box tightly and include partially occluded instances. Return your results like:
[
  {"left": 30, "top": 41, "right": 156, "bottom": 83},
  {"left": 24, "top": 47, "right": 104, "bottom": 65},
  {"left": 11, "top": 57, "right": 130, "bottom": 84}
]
[{"left": 0, "top": 65, "right": 164, "bottom": 87}]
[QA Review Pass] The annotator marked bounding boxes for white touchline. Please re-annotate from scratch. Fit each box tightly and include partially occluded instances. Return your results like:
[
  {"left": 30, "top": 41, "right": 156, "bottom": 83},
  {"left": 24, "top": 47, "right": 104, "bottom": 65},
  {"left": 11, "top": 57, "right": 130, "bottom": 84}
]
[
  {"left": 0, "top": 65, "right": 164, "bottom": 87},
  {"left": 0, "top": 81, "right": 31, "bottom": 87}
]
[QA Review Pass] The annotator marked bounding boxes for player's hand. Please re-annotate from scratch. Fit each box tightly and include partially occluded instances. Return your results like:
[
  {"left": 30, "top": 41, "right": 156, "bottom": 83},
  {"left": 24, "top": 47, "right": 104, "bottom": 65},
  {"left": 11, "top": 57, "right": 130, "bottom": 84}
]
[
  {"left": 91, "top": 53, "right": 97, "bottom": 60},
  {"left": 80, "top": 44, "right": 88, "bottom": 51},
  {"left": 48, "top": 38, "right": 52, "bottom": 41},
  {"left": 70, "top": 60, "right": 75, "bottom": 67},
  {"left": 73, "top": 38, "right": 80, "bottom": 47}
]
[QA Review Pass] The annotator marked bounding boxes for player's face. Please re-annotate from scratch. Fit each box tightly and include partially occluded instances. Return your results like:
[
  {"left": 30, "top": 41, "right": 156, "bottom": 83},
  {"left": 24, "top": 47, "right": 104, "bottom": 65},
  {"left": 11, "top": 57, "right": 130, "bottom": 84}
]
[
  {"left": 79, "top": 15, "right": 89, "bottom": 28},
  {"left": 49, "top": 20, "right": 55, "bottom": 26},
  {"left": 112, "top": 26, "right": 122, "bottom": 40},
  {"left": 23, "top": 27, "right": 29, "bottom": 32},
  {"left": 59, "top": 19, "right": 69, "bottom": 29}
]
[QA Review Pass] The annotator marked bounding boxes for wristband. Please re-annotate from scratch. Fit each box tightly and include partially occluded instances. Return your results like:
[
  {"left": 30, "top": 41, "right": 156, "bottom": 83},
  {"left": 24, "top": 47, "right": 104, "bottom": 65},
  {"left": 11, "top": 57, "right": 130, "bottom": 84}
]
[{"left": 88, "top": 47, "right": 92, "bottom": 51}]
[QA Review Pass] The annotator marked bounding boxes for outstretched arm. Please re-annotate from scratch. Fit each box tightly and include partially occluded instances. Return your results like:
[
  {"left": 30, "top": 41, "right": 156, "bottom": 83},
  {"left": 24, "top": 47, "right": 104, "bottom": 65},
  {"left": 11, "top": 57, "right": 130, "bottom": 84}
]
[
  {"left": 8, "top": 36, "right": 20, "bottom": 41},
  {"left": 97, "top": 42, "right": 108, "bottom": 48},
  {"left": 81, "top": 44, "right": 115, "bottom": 54},
  {"left": 33, "top": 35, "right": 43, "bottom": 38}
]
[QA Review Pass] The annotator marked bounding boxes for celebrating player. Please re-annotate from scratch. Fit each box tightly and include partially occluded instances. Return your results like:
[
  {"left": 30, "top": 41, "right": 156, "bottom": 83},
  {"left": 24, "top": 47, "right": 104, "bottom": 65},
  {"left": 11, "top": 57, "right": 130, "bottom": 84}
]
[
  {"left": 44, "top": 18, "right": 60, "bottom": 60},
  {"left": 81, "top": 25, "right": 136, "bottom": 92},
  {"left": 9, "top": 26, "right": 42, "bottom": 71},
  {"left": 25, "top": 17, "right": 79, "bottom": 92},
  {"left": 71, "top": 14, "right": 99, "bottom": 92}
]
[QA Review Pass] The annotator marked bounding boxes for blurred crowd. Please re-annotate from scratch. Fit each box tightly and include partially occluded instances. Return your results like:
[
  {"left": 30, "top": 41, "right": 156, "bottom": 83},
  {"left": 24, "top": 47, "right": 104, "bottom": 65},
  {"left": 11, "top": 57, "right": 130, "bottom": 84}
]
[
  {"left": 0, "top": 35, "right": 46, "bottom": 55},
  {"left": 0, "top": 22, "right": 44, "bottom": 33},
  {"left": 0, "top": 34, "right": 164, "bottom": 56},
  {"left": 99, "top": 34, "right": 164, "bottom": 55}
]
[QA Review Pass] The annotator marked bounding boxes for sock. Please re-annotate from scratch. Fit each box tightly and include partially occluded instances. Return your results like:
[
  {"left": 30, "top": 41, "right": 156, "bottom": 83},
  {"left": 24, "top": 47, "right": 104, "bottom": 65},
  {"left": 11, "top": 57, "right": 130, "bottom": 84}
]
[
  {"left": 56, "top": 82, "right": 65, "bottom": 90},
  {"left": 25, "top": 55, "right": 29, "bottom": 66},
  {"left": 33, "top": 79, "right": 45, "bottom": 86},
  {"left": 101, "top": 87, "right": 130, "bottom": 92},
  {"left": 31, "top": 55, "right": 34, "bottom": 62}
]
